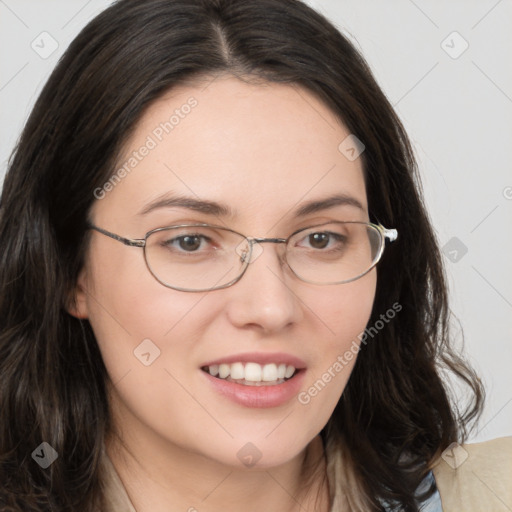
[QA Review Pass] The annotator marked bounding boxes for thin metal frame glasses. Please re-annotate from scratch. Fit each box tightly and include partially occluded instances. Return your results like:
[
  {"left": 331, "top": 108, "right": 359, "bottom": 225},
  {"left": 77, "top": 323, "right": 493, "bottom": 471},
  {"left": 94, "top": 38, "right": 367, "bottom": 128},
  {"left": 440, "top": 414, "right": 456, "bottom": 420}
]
[{"left": 88, "top": 221, "right": 398, "bottom": 292}]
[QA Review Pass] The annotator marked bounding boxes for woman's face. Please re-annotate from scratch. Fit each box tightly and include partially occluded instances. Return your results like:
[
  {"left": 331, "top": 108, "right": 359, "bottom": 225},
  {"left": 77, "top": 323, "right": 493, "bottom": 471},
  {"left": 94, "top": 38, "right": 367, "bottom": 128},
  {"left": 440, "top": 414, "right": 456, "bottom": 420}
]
[{"left": 73, "top": 75, "right": 376, "bottom": 469}]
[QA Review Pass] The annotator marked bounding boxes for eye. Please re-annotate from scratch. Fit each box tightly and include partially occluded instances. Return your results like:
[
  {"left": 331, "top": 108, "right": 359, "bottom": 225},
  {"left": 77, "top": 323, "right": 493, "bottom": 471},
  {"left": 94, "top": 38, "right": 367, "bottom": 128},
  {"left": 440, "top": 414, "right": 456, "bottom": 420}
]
[
  {"left": 164, "top": 234, "right": 213, "bottom": 252},
  {"left": 178, "top": 235, "right": 204, "bottom": 251},
  {"left": 308, "top": 232, "right": 329, "bottom": 249},
  {"left": 299, "top": 231, "right": 346, "bottom": 250}
]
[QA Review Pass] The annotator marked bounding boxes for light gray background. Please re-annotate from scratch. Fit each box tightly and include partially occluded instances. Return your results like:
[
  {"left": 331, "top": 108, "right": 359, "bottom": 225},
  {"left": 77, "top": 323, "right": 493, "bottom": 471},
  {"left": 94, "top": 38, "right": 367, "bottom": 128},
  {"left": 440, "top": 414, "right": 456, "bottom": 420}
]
[{"left": 1, "top": 0, "right": 511, "bottom": 442}]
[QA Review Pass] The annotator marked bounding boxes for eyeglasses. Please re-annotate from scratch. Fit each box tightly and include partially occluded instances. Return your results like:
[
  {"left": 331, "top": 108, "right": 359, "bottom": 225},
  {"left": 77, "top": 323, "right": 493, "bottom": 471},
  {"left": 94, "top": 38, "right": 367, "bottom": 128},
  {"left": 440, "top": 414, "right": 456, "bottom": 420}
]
[{"left": 88, "top": 221, "right": 397, "bottom": 292}]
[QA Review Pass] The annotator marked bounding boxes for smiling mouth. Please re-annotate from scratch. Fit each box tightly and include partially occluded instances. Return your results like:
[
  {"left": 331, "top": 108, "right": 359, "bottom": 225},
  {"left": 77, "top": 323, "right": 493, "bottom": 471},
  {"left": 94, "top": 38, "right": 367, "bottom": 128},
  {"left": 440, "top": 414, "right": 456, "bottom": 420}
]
[{"left": 201, "top": 362, "right": 299, "bottom": 386}]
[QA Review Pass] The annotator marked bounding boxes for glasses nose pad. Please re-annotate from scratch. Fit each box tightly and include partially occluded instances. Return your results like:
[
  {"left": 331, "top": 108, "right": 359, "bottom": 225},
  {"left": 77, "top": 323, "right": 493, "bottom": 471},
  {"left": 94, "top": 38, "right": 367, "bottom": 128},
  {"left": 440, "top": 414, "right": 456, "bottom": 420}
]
[{"left": 235, "top": 239, "right": 264, "bottom": 264}]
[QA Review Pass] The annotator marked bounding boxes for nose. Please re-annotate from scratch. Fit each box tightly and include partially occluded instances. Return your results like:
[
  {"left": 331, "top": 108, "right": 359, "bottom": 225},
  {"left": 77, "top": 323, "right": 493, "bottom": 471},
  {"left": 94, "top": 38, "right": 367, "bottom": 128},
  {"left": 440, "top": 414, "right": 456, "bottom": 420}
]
[{"left": 224, "top": 241, "right": 303, "bottom": 333}]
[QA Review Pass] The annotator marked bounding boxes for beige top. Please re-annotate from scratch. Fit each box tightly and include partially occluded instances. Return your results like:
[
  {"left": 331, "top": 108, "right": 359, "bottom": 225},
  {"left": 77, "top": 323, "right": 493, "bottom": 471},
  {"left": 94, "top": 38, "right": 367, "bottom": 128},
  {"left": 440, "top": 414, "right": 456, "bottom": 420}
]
[
  {"left": 431, "top": 436, "right": 512, "bottom": 512},
  {"left": 99, "top": 436, "right": 512, "bottom": 511}
]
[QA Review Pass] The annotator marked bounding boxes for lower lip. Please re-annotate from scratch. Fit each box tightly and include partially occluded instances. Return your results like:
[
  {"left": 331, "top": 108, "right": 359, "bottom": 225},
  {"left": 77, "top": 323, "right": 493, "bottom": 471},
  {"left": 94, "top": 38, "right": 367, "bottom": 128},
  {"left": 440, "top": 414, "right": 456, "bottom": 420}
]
[{"left": 201, "top": 369, "right": 306, "bottom": 408}]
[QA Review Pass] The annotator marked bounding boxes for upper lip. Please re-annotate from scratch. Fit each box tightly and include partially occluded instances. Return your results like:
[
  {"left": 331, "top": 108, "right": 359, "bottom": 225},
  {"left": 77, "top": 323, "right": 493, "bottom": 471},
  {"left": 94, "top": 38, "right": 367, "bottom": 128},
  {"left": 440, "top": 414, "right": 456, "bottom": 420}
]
[{"left": 201, "top": 352, "right": 307, "bottom": 369}]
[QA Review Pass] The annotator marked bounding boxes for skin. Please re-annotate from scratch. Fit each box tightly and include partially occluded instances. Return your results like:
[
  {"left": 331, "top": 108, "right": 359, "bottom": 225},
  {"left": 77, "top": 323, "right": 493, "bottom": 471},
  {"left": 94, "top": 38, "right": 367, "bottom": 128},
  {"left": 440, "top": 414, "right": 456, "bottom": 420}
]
[{"left": 69, "top": 75, "right": 376, "bottom": 512}]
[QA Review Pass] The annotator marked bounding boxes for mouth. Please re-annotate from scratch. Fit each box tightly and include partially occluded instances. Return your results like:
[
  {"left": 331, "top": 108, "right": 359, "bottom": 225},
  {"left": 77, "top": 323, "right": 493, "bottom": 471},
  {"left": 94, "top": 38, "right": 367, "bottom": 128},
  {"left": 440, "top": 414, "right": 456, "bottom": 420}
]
[
  {"left": 201, "top": 362, "right": 300, "bottom": 387},
  {"left": 200, "top": 354, "right": 307, "bottom": 408}
]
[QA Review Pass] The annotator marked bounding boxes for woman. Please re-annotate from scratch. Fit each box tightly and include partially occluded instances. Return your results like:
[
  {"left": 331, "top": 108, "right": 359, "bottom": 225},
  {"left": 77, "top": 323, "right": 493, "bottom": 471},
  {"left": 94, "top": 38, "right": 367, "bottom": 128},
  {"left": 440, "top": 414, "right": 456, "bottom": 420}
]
[{"left": 0, "top": 0, "right": 510, "bottom": 511}]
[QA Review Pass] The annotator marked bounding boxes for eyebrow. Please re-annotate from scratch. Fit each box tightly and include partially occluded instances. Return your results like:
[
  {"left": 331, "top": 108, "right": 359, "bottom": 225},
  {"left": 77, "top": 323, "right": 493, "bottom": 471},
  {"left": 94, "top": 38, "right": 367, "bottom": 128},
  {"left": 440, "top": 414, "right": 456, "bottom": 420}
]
[{"left": 139, "top": 192, "right": 365, "bottom": 218}]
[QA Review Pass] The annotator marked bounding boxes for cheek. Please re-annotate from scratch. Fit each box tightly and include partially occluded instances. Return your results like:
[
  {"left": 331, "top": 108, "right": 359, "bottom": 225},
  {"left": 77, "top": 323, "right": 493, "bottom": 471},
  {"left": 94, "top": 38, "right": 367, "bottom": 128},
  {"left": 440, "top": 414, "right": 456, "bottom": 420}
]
[
  {"left": 82, "top": 244, "right": 208, "bottom": 380},
  {"left": 296, "top": 271, "right": 377, "bottom": 425},
  {"left": 316, "top": 269, "right": 377, "bottom": 349},
  {"left": 83, "top": 252, "right": 215, "bottom": 445}
]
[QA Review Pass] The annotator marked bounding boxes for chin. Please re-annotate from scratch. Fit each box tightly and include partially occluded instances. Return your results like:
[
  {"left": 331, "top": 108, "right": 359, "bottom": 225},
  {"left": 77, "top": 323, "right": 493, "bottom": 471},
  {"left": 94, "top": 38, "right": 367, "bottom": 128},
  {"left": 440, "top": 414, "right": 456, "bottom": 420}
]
[{"left": 196, "top": 435, "right": 311, "bottom": 471}]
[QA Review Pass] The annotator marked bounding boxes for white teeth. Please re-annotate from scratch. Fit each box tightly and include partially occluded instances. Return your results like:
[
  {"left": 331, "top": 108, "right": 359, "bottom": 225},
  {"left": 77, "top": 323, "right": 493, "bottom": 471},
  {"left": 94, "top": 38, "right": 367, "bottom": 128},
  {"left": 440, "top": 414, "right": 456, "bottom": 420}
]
[
  {"left": 230, "top": 362, "right": 244, "bottom": 380},
  {"left": 204, "top": 362, "right": 298, "bottom": 383},
  {"left": 262, "top": 363, "right": 278, "bottom": 382},
  {"left": 219, "top": 364, "right": 230, "bottom": 379},
  {"left": 245, "top": 362, "right": 262, "bottom": 382},
  {"left": 285, "top": 365, "right": 295, "bottom": 378}
]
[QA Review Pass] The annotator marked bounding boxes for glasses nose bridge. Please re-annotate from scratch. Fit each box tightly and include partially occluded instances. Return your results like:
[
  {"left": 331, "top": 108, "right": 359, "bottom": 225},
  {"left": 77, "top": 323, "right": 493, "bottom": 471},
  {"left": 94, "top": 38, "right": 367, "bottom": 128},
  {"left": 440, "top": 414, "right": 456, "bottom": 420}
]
[
  {"left": 250, "top": 236, "right": 288, "bottom": 245},
  {"left": 243, "top": 236, "right": 288, "bottom": 265}
]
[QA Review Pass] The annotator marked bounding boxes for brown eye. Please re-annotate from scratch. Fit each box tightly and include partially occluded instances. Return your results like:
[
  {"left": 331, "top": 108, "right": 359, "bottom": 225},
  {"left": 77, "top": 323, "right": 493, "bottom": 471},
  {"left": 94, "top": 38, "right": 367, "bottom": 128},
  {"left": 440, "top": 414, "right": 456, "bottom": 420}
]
[
  {"left": 177, "top": 235, "right": 203, "bottom": 251},
  {"left": 160, "top": 234, "right": 211, "bottom": 253},
  {"left": 301, "top": 232, "right": 345, "bottom": 251},
  {"left": 308, "top": 233, "right": 330, "bottom": 249}
]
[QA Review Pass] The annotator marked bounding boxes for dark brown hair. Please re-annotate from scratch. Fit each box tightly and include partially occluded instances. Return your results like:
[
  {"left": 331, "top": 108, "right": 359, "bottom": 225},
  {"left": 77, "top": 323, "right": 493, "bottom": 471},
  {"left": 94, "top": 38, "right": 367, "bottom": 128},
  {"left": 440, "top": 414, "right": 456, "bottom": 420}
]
[{"left": 0, "top": 0, "right": 484, "bottom": 510}]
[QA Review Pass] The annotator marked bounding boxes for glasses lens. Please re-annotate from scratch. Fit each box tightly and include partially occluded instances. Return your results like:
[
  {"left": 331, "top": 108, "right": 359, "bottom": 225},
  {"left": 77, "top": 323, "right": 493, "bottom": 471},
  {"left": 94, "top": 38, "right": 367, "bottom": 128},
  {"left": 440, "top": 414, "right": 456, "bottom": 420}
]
[
  {"left": 144, "top": 225, "right": 248, "bottom": 291},
  {"left": 144, "top": 222, "right": 384, "bottom": 291},
  {"left": 286, "top": 222, "right": 382, "bottom": 284}
]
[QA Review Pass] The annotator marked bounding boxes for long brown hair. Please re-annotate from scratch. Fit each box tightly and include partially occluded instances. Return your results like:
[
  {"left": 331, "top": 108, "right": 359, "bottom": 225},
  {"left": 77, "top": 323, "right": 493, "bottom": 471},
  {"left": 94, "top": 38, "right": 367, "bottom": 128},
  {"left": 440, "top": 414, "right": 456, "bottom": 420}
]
[{"left": 0, "top": 0, "right": 484, "bottom": 510}]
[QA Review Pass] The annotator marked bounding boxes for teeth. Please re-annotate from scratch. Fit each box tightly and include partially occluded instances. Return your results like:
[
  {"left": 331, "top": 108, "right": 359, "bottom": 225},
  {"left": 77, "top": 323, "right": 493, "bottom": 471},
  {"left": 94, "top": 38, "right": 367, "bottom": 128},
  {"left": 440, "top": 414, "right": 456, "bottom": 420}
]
[
  {"left": 219, "top": 364, "right": 230, "bottom": 379},
  {"left": 245, "top": 362, "right": 262, "bottom": 382},
  {"left": 230, "top": 362, "right": 244, "bottom": 380},
  {"left": 285, "top": 365, "right": 295, "bottom": 378},
  {"left": 262, "top": 363, "right": 277, "bottom": 382},
  {"left": 204, "top": 362, "right": 297, "bottom": 383}
]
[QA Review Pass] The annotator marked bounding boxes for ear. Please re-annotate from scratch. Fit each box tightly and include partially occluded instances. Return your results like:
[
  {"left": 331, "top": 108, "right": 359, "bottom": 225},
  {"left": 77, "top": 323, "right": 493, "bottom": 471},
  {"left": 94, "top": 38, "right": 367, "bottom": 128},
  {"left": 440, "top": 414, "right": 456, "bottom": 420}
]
[{"left": 66, "top": 267, "right": 89, "bottom": 319}]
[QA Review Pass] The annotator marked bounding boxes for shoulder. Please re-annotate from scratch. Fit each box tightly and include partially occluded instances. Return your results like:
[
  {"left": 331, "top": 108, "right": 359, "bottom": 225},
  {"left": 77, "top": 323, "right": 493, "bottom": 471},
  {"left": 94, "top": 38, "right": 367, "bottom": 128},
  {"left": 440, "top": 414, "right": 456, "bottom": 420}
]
[{"left": 432, "top": 436, "right": 512, "bottom": 512}]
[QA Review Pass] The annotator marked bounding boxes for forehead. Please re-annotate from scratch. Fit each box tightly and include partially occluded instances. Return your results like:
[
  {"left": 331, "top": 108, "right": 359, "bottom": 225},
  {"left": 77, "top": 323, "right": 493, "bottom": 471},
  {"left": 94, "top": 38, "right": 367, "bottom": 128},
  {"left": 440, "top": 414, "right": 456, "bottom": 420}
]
[{"left": 92, "top": 75, "right": 368, "bottom": 226}]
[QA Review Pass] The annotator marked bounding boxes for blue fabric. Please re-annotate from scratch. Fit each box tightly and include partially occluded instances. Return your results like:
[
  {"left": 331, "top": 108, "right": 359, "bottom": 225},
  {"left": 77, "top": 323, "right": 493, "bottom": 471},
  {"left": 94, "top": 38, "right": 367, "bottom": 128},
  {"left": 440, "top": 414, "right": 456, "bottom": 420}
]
[
  {"left": 380, "top": 470, "right": 443, "bottom": 511},
  {"left": 416, "top": 471, "right": 443, "bottom": 512}
]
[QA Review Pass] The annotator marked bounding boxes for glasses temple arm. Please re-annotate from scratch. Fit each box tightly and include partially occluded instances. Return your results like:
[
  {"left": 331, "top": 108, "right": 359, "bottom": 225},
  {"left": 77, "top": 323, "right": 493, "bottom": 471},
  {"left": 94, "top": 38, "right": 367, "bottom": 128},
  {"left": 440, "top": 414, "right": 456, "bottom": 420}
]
[{"left": 88, "top": 224, "right": 145, "bottom": 247}]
